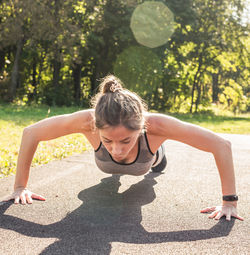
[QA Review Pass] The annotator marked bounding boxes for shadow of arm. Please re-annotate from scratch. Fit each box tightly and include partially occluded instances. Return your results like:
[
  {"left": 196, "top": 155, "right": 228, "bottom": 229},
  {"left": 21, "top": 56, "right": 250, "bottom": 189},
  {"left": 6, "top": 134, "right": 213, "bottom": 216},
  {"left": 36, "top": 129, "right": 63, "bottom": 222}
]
[
  {"left": 0, "top": 201, "right": 51, "bottom": 238},
  {"left": 122, "top": 219, "right": 235, "bottom": 243}
]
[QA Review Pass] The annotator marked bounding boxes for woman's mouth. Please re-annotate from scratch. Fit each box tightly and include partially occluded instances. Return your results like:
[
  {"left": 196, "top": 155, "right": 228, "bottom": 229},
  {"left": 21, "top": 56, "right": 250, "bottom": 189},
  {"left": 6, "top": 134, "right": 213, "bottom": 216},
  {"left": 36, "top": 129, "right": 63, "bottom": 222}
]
[{"left": 113, "top": 155, "right": 123, "bottom": 160}]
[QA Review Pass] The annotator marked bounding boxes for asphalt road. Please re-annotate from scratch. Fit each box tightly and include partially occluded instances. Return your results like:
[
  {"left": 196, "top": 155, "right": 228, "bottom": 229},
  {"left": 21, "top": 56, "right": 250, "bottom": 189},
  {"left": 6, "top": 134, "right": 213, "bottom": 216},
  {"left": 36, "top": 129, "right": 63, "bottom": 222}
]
[{"left": 0, "top": 134, "right": 249, "bottom": 255}]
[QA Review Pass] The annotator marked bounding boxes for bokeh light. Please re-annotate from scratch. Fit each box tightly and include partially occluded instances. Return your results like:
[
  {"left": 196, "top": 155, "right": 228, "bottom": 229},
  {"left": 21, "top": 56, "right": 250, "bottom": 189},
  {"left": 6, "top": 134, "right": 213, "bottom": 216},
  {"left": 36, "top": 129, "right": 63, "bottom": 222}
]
[
  {"left": 130, "top": 1, "right": 175, "bottom": 48},
  {"left": 114, "top": 46, "right": 162, "bottom": 93}
]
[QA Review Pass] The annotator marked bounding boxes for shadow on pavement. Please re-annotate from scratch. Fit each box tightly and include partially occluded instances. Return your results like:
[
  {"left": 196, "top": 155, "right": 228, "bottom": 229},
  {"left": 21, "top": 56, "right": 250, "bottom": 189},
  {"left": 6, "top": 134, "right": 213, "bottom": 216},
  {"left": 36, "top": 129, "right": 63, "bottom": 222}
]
[{"left": 0, "top": 173, "right": 235, "bottom": 255}]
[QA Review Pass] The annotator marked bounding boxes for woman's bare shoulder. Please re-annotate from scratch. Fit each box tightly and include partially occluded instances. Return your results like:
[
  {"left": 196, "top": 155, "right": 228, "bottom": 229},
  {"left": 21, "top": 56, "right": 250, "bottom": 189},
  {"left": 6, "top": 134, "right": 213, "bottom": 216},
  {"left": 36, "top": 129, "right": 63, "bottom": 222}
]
[
  {"left": 144, "top": 111, "right": 167, "bottom": 125},
  {"left": 144, "top": 112, "right": 183, "bottom": 137},
  {"left": 70, "top": 109, "right": 95, "bottom": 132}
]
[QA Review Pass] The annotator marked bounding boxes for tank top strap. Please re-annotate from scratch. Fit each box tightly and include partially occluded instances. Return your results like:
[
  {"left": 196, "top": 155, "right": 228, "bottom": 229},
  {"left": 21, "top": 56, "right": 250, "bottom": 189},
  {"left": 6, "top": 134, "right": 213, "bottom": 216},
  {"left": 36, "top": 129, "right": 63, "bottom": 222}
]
[
  {"left": 141, "top": 129, "right": 154, "bottom": 156},
  {"left": 94, "top": 129, "right": 156, "bottom": 175}
]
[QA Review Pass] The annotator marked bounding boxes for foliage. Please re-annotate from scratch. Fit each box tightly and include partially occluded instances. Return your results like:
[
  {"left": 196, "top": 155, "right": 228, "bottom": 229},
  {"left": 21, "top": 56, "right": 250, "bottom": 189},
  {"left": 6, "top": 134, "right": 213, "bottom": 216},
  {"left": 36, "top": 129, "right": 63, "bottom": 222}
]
[
  {"left": 113, "top": 46, "right": 163, "bottom": 107},
  {"left": 0, "top": 0, "right": 249, "bottom": 113}
]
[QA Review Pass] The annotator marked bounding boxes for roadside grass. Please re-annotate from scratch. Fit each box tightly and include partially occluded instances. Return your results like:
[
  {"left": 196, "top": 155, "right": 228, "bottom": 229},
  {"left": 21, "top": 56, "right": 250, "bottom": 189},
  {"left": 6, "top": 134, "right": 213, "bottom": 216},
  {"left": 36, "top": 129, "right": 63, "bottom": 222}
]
[
  {"left": 169, "top": 112, "right": 250, "bottom": 134},
  {"left": 0, "top": 103, "right": 249, "bottom": 178},
  {"left": 0, "top": 104, "right": 91, "bottom": 178}
]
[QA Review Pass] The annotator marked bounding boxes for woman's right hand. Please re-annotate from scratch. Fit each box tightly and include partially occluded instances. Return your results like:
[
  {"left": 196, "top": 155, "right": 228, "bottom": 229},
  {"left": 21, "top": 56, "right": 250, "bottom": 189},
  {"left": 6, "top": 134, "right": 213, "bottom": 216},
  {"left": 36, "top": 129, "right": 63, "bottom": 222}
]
[{"left": 2, "top": 187, "right": 46, "bottom": 204}]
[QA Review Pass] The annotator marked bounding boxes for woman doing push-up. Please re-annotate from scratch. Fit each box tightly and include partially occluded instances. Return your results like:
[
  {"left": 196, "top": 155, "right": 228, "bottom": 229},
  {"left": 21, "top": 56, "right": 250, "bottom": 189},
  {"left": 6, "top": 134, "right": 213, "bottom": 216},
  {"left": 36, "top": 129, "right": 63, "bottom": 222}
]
[{"left": 3, "top": 75, "right": 243, "bottom": 221}]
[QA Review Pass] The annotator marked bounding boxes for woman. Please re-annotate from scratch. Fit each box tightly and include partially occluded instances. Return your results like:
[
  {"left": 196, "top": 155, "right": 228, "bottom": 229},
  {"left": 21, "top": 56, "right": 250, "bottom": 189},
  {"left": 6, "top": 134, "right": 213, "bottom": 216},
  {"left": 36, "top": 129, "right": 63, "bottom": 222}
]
[{"left": 3, "top": 75, "right": 243, "bottom": 221}]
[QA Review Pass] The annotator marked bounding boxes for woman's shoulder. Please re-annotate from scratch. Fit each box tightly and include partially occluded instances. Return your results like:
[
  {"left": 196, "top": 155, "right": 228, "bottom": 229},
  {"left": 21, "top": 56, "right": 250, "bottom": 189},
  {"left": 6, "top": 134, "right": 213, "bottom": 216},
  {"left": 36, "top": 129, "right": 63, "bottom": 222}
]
[
  {"left": 144, "top": 112, "right": 165, "bottom": 136},
  {"left": 75, "top": 108, "right": 95, "bottom": 121},
  {"left": 144, "top": 112, "right": 183, "bottom": 137},
  {"left": 69, "top": 108, "right": 96, "bottom": 132},
  {"left": 143, "top": 112, "right": 170, "bottom": 151},
  {"left": 144, "top": 111, "right": 167, "bottom": 127}
]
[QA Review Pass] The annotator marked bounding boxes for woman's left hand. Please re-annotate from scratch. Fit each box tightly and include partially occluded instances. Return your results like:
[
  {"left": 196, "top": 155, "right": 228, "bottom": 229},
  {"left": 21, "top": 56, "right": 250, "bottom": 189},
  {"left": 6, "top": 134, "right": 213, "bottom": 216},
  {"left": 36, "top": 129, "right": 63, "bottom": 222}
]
[{"left": 200, "top": 204, "right": 244, "bottom": 221}]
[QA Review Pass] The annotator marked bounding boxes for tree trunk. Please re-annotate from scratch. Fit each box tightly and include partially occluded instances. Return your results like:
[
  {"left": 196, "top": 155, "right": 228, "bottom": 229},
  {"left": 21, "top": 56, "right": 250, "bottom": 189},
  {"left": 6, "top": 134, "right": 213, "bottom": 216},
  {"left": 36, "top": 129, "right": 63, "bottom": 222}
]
[
  {"left": 190, "top": 53, "right": 203, "bottom": 113},
  {"left": 52, "top": 48, "right": 61, "bottom": 105},
  {"left": 28, "top": 58, "right": 37, "bottom": 102},
  {"left": 195, "top": 79, "right": 201, "bottom": 113},
  {"left": 53, "top": 59, "right": 61, "bottom": 89},
  {"left": 195, "top": 69, "right": 206, "bottom": 113},
  {"left": 72, "top": 63, "right": 82, "bottom": 105},
  {"left": 9, "top": 39, "right": 23, "bottom": 101},
  {"left": 90, "top": 66, "right": 97, "bottom": 96},
  {"left": 0, "top": 50, "right": 5, "bottom": 72},
  {"left": 212, "top": 73, "right": 219, "bottom": 102},
  {"left": 190, "top": 81, "right": 196, "bottom": 114},
  {"left": 37, "top": 50, "right": 45, "bottom": 88}
]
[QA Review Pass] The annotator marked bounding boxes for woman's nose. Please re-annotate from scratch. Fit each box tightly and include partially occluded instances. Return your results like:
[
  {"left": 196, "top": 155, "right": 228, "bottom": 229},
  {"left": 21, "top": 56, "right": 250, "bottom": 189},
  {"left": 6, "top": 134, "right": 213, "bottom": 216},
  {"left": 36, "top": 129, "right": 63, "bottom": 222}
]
[{"left": 111, "top": 145, "right": 122, "bottom": 155}]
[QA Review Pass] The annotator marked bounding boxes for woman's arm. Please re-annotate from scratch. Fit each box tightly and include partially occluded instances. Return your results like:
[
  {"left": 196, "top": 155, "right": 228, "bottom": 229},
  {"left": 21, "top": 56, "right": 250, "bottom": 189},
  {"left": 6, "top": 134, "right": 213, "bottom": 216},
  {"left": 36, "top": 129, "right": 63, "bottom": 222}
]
[
  {"left": 4, "top": 109, "right": 94, "bottom": 204},
  {"left": 147, "top": 113, "right": 243, "bottom": 221}
]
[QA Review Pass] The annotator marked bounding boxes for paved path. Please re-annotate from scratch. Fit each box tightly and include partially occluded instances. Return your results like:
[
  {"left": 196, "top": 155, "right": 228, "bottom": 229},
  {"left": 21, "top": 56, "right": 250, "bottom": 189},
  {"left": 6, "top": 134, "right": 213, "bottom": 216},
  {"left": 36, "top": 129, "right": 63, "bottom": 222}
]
[{"left": 0, "top": 134, "right": 249, "bottom": 255}]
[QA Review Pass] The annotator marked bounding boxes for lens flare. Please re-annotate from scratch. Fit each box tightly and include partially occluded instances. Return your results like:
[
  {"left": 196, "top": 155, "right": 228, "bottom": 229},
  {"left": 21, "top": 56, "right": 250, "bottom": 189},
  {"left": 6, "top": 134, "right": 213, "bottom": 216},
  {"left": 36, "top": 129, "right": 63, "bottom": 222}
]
[
  {"left": 130, "top": 1, "right": 175, "bottom": 48},
  {"left": 114, "top": 46, "right": 162, "bottom": 92}
]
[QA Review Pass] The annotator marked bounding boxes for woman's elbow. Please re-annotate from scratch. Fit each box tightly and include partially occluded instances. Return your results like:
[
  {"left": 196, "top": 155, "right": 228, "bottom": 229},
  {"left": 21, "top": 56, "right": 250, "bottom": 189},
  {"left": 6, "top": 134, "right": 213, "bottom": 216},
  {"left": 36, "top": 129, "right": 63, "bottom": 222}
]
[
  {"left": 213, "top": 137, "right": 232, "bottom": 156},
  {"left": 22, "top": 126, "right": 39, "bottom": 144},
  {"left": 225, "top": 139, "right": 232, "bottom": 149}
]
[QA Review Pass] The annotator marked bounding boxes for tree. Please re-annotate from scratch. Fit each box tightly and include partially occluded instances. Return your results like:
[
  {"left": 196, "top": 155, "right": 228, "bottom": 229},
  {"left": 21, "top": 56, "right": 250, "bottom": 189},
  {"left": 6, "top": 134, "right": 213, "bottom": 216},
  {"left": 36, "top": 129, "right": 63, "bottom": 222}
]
[
  {"left": 0, "top": 0, "right": 248, "bottom": 113},
  {"left": 162, "top": 0, "right": 249, "bottom": 113}
]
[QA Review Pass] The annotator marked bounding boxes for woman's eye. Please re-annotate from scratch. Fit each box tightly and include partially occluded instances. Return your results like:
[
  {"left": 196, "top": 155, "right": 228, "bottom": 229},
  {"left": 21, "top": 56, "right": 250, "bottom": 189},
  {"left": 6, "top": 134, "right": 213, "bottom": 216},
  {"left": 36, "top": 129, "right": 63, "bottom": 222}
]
[{"left": 103, "top": 140, "right": 130, "bottom": 144}]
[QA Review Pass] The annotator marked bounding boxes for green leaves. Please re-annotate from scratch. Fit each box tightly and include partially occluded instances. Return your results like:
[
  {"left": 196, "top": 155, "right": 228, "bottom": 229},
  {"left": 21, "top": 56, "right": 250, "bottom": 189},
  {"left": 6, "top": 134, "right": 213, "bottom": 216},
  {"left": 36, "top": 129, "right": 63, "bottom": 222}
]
[{"left": 0, "top": 0, "right": 248, "bottom": 113}]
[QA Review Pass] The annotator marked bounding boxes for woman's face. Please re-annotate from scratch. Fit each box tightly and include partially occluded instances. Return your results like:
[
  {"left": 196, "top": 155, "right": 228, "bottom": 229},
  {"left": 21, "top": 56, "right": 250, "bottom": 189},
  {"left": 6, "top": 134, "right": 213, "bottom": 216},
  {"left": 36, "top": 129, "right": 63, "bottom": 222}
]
[{"left": 98, "top": 125, "right": 141, "bottom": 161}]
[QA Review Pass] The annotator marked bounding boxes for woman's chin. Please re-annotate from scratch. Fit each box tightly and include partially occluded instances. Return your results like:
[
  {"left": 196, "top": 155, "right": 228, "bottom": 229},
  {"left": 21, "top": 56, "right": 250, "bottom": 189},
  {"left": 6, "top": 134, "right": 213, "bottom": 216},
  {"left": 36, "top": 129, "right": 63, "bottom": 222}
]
[{"left": 113, "top": 156, "right": 124, "bottom": 161}]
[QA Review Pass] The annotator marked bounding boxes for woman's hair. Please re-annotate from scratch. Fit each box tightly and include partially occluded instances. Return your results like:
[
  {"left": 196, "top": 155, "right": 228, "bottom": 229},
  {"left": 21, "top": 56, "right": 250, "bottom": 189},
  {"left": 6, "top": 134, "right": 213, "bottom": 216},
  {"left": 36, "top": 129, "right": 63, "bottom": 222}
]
[{"left": 91, "top": 75, "right": 147, "bottom": 130}]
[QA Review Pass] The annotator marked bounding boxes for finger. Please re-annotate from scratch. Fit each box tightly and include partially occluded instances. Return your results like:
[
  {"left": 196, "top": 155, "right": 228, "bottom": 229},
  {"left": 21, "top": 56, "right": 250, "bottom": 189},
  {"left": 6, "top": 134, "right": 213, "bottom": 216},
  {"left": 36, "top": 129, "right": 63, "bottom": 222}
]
[
  {"left": 209, "top": 211, "right": 218, "bottom": 219},
  {"left": 215, "top": 211, "right": 224, "bottom": 220},
  {"left": 14, "top": 196, "right": 20, "bottom": 204},
  {"left": 235, "top": 215, "right": 244, "bottom": 221},
  {"left": 20, "top": 194, "right": 27, "bottom": 205},
  {"left": 31, "top": 193, "right": 46, "bottom": 201},
  {"left": 226, "top": 213, "right": 231, "bottom": 221},
  {"left": 200, "top": 207, "right": 216, "bottom": 213},
  {"left": 232, "top": 213, "right": 244, "bottom": 221},
  {"left": 26, "top": 194, "right": 33, "bottom": 204}
]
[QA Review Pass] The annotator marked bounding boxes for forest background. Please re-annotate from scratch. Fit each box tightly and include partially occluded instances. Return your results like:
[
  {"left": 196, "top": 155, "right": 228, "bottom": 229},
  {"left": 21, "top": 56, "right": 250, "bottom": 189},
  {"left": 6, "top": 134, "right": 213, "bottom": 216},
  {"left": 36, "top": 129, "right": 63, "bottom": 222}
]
[
  {"left": 0, "top": 0, "right": 249, "bottom": 177},
  {"left": 0, "top": 0, "right": 249, "bottom": 114}
]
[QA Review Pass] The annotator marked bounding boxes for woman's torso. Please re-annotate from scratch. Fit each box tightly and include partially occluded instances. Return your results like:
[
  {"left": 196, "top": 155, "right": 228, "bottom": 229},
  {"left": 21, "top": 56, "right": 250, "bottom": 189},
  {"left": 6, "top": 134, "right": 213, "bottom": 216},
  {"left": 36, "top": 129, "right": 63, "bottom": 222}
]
[
  {"left": 94, "top": 129, "right": 157, "bottom": 175},
  {"left": 84, "top": 112, "right": 166, "bottom": 155},
  {"left": 82, "top": 112, "right": 166, "bottom": 175}
]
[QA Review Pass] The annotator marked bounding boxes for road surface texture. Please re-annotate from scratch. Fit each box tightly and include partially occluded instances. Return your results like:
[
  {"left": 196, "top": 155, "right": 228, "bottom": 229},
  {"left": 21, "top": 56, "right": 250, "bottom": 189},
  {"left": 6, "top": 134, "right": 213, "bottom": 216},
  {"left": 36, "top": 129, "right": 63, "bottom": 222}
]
[{"left": 0, "top": 134, "right": 249, "bottom": 255}]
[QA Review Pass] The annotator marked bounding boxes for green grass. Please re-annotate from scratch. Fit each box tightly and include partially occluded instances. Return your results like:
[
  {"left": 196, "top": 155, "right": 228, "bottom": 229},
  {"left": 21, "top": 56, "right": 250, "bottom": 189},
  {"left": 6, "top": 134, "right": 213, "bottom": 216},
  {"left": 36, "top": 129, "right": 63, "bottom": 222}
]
[
  {"left": 169, "top": 112, "right": 250, "bottom": 134},
  {"left": 0, "top": 104, "right": 249, "bottom": 178},
  {"left": 0, "top": 104, "right": 91, "bottom": 178}
]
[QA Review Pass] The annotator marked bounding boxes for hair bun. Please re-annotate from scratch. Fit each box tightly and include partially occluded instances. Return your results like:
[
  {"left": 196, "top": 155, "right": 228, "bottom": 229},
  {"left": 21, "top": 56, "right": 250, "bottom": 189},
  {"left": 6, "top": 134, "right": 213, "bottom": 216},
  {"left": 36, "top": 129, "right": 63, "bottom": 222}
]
[{"left": 100, "top": 75, "right": 123, "bottom": 94}]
